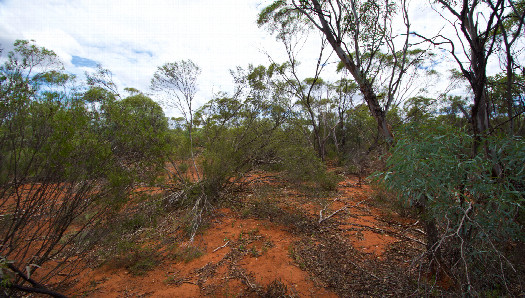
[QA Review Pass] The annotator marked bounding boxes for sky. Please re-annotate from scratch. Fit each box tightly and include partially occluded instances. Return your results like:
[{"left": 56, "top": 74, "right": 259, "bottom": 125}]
[
  {"left": 0, "top": 0, "right": 299, "bottom": 115},
  {"left": 0, "top": 0, "right": 520, "bottom": 117}
]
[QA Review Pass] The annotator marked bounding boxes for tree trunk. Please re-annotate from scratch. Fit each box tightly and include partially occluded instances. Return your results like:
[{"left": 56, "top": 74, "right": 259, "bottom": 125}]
[
  {"left": 470, "top": 75, "right": 503, "bottom": 178},
  {"left": 359, "top": 81, "right": 394, "bottom": 143},
  {"left": 505, "top": 51, "right": 515, "bottom": 135},
  {"left": 310, "top": 0, "right": 394, "bottom": 144},
  {"left": 417, "top": 200, "right": 441, "bottom": 273},
  {"left": 471, "top": 87, "right": 490, "bottom": 154},
  {"left": 468, "top": 34, "right": 503, "bottom": 177}
]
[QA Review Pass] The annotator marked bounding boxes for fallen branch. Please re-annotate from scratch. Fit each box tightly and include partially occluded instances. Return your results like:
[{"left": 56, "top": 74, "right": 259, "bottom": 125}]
[
  {"left": 239, "top": 270, "right": 258, "bottom": 290},
  {"left": 212, "top": 241, "right": 230, "bottom": 252},
  {"left": 7, "top": 263, "right": 67, "bottom": 298},
  {"left": 7, "top": 284, "right": 68, "bottom": 298},
  {"left": 319, "top": 205, "right": 348, "bottom": 224},
  {"left": 319, "top": 200, "right": 365, "bottom": 224}
]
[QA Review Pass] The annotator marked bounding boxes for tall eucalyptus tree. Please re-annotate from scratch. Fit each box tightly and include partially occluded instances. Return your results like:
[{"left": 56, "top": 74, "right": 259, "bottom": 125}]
[{"left": 259, "top": 0, "right": 424, "bottom": 143}]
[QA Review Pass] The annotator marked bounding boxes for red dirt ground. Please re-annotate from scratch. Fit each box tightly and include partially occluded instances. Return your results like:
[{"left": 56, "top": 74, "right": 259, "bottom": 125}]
[{"left": 64, "top": 172, "right": 423, "bottom": 297}]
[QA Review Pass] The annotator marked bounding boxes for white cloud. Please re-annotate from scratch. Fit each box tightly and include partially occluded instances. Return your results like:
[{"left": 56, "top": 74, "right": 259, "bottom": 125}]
[
  {"left": 1, "top": 0, "right": 521, "bottom": 117},
  {"left": 0, "top": 0, "right": 289, "bottom": 116}
]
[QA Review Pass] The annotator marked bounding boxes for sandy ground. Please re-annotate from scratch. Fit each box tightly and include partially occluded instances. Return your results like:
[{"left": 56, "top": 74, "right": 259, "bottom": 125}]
[{"left": 64, "top": 172, "right": 425, "bottom": 297}]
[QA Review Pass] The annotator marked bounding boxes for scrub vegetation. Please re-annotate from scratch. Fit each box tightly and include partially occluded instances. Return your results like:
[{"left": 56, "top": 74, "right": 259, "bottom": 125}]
[{"left": 1, "top": 1, "right": 524, "bottom": 296}]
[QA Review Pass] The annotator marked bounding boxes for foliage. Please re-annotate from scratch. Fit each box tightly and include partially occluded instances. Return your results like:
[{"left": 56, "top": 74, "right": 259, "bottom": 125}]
[
  {"left": 101, "top": 93, "right": 171, "bottom": 183},
  {"left": 113, "top": 244, "right": 160, "bottom": 276},
  {"left": 487, "top": 72, "right": 525, "bottom": 135},
  {"left": 0, "top": 40, "right": 171, "bottom": 295},
  {"left": 197, "top": 93, "right": 282, "bottom": 196},
  {"left": 151, "top": 59, "right": 201, "bottom": 125},
  {"left": 270, "top": 127, "right": 340, "bottom": 190},
  {"left": 258, "top": 0, "right": 430, "bottom": 143},
  {"left": 196, "top": 85, "right": 338, "bottom": 195},
  {"left": 378, "top": 123, "right": 524, "bottom": 295},
  {"left": 174, "top": 246, "right": 204, "bottom": 263}
]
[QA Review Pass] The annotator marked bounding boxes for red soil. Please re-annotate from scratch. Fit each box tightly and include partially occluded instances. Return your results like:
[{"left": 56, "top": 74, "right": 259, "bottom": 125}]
[{"left": 64, "top": 172, "right": 421, "bottom": 297}]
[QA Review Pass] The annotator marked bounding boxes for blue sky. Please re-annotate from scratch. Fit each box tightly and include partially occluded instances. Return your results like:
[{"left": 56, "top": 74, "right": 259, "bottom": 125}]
[
  {"left": 71, "top": 56, "right": 98, "bottom": 68},
  {"left": 1, "top": 0, "right": 519, "bottom": 117},
  {"left": 0, "top": 0, "right": 295, "bottom": 115}
]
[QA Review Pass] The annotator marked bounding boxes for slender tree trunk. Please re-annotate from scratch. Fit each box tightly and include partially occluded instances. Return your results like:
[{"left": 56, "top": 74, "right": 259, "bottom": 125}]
[
  {"left": 457, "top": 1, "right": 506, "bottom": 178},
  {"left": 332, "top": 125, "right": 340, "bottom": 155},
  {"left": 188, "top": 116, "right": 201, "bottom": 182},
  {"left": 304, "top": 99, "right": 325, "bottom": 161},
  {"left": 338, "top": 107, "right": 346, "bottom": 151},
  {"left": 471, "top": 87, "right": 490, "bottom": 155},
  {"left": 360, "top": 81, "right": 394, "bottom": 143},
  {"left": 309, "top": 0, "right": 394, "bottom": 144},
  {"left": 468, "top": 32, "right": 503, "bottom": 177},
  {"left": 505, "top": 51, "right": 515, "bottom": 135},
  {"left": 417, "top": 199, "right": 441, "bottom": 273},
  {"left": 329, "top": 40, "right": 393, "bottom": 143}
]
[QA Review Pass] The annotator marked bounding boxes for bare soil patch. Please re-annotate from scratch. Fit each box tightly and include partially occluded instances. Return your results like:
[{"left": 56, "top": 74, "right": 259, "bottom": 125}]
[{"left": 65, "top": 171, "right": 430, "bottom": 297}]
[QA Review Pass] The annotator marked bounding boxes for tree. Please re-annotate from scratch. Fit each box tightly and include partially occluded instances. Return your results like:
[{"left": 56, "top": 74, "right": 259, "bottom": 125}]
[
  {"left": 418, "top": 0, "right": 524, "bottom": 165},
  {"left": 494, "top": 0, "right": 525, "bottom": 134},
  {"left": 85, "top": 64, "right": 120, "bottom": 98},
  {"left": 375, "top": 2, "right": 525, "bottom": 293},
  {"left": 101, "top": 93, "right": 171, "bottom": 181},
  {"left": 151, "top": 60, "right": 201, "bottom": 180},
  {"left": 0, "top": 40, "right": 114, "bottom": 297},
  {"left": 487, "top": 72, "right": 525, "bottom": 134},
  {"left": 296, "top": 77, "right": 339, "bottom": 160},
  {"left": 380, "top": 123, "right": 525, "bottom": 296},
  {"left": 332, "top": 78, "right": 359, "bottom": 154},
  {"left": 259, "top": 0, "right": 424, "bottom": 143},
  {"left": 195, "top": 65, "right": 338, "bottom": 191},
  {"left": 0, "top": 40, "right": 171, "bottom": 297}
]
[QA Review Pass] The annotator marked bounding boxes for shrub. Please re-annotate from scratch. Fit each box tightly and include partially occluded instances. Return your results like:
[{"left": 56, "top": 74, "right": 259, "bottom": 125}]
[
  {"left": 377, "top": 123, "right": 524, "bottom": 295},
  {"left": 113, "top": 246, "right": 159, "bottom": 276},
  {"left": 0, "top": 40, "right": 171, "bottom": 296},
  {"left": 173, "top": 246, "right": 203, "bottom": 263}
]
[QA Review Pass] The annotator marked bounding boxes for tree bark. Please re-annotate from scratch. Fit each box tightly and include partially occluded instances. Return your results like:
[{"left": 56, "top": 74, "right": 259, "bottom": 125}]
[
  {"left": 448, "top": 0, "right": 503, "bottom": 176},
  {"left": 417, "top": 199, "right": 441, "bottom": 273},
  {"left": 308, "top": 0, "right": 395, "bottom": 144}
]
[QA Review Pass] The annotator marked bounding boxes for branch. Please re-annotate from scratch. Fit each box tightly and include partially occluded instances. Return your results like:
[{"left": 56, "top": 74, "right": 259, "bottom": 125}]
[
  {"left": 7, "top": 284, "right": 68, "bottom": 298},
  {"left": 319, "top": 199, "right": 366, "bottom": 224},
  {"left": 7, "top": 263, "right": 67, "bottom": 298},
  {"left": 213, "top": 241, "right": 230, "bottom": 252}
]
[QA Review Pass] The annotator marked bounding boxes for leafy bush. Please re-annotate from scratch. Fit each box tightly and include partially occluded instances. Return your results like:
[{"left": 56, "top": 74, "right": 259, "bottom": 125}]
[
  {"left": 0, "top": 40, "right": 171, "bottom": 295},
  {"left": 113, "top": 245, "right": 160, "bottom": 276},
  {"left": 174, "top": 246, "right": 204, "bottom": 263},
  {"left": 101, "top": 93, "right": 171, "bottom": 183},
  {"left": 377, "top": 123, "right": 524, "bottom": 295}
]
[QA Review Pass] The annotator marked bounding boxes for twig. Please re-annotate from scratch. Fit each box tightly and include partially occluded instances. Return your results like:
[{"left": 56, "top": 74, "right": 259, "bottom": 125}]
[
  {"left": 401, "top": 235, "right": 426, "bottom": 246},
  {"left": 212, "top": 241, "right": 230, "bottom": 252},
  {"left": 319, "top": 198, "right": 339, "bottom": 223},
  {"left": 239, "top": 270, "right": 257, "bottom": 290},
  {"left": 319, "top": 199, "right": 365, "bottom": 224},
  {"left": 181, "top": 280, "right": 198, "bottom": 285},
  {"left": 319, "top": 205, "right": 348, "bottom": 224},
  {"left": 340, "top": 222, "right": 426, "bottom": 246},
  {"left": 414, "top": 228, "right": 426, "bottom": 235}
]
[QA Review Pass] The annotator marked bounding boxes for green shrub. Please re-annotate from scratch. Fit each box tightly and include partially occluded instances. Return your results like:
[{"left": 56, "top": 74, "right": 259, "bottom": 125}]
[
  {"left": 178, "top": 163, "right": 189, "bottom": 174},
  {"left": 174, "top": 246, "right": 203, "bottom": 263},
  {"left": 114, "top": 247, "right": 159, "bottom": 276},
  {"left": 377, "top": 123, "right": 524, "bottom": 295},
  {"left": 0, "top": 40, "right": 172, "bottom": 294},
  {"left": 317, "top": 171, "right": 341, "bottom": 191}
]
